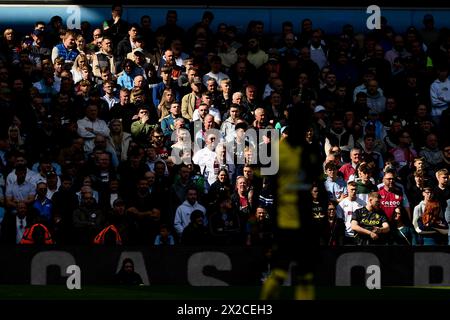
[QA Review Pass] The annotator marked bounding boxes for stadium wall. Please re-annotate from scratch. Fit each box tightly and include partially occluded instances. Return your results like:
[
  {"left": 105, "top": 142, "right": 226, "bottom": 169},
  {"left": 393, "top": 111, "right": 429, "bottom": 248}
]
[
  {"left": 1, "top": 246, "right": 450, "bottom": 287},
  {"left": 1, "top": 5, "right": 450, "bottom": 36}
]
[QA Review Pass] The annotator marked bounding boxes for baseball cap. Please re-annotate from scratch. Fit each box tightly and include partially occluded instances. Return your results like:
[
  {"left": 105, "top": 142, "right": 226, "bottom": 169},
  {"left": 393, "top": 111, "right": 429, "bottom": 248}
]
[
  {"left": 133, "top": 47, "right": 145, "bottom": 55},
  {"left": 314, "top": 105, "right": 326, "bottom": 113}
]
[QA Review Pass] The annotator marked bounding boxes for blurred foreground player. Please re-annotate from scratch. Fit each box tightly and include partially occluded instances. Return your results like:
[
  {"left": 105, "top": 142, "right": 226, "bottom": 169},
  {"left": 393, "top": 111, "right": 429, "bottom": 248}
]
[{"left": 260, "top": 106, "right": 322, "bottom": 300}]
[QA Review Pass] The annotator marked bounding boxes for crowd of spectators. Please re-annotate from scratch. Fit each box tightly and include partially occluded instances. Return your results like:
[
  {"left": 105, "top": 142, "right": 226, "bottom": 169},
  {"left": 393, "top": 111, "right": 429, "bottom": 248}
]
[{"left": 0, "top": 4, "right": 450, "bottom": 246}]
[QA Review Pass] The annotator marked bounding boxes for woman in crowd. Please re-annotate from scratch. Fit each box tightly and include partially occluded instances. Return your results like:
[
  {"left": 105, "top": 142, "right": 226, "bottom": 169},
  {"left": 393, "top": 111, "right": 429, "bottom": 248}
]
[
  {"left": 208, "top": 168, "right": 232, "bottom": 208},
  {"left": 390, "top": 206, "right": 418, "bottom": 245},
  {"left": 417, "top": 199, "right": 448, "bottom": 245},
  {"left": 157, "top": 88, "right": 175, "bottom": 121},
  {"left": 71, "top": 54, "right": 89, "bottom": 84},
  {"left": 321, "top": 200, "right": 345, "bottom": 246},
  {"left": 7, "top": 124, "right": 25, "bottom": 152},
  {"left": 109, "top": 119, "right": 132, "bottom": 162}
]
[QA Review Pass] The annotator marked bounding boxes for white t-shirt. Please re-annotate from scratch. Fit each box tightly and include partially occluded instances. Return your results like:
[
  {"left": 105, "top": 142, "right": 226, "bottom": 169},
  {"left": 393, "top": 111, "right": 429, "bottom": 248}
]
[
  {"left": 336, "top": 197, "right": 365, "bottom": 237},
  {"left": 192, "top": 107, "right": 221, "bottom": 124}
]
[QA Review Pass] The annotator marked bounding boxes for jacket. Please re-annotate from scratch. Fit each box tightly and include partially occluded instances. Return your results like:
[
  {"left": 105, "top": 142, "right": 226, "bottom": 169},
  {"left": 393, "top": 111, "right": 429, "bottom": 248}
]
[
  {"left": 181, "top": 92, "right": 200, "bottom": 121},
  {"left": 173, "top": 200, "right": 206, "bottom": 235},
  {"left": 19, "top": 223, "right": 54, "bottom": 245},
  {"left": 93, "top": 224, "right": 122, "bottom": 245}
]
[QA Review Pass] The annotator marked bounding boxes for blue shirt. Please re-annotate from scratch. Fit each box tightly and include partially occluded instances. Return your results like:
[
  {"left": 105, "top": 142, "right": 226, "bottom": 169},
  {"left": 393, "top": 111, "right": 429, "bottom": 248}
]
[
  {"left": 154, "top": 234, "right": 175, "bottom": 245},
  {"left": 117, "top": 72, "right": 135, "bottom": 90},
  {"left": 324, "top": 177, "right": 347, "bottom": 201},
  {"left": 33, "top": 197, "right": 53, "bottom": 222},
  {"left": 6, "top": 181, "right": 35, "bottom": 201}
]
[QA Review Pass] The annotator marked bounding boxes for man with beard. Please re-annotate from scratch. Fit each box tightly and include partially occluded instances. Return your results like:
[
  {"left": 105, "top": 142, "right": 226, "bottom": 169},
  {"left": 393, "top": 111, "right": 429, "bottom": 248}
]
[
  {"left": 324, "top": 116, "right": 355, "bottom": 163},
  {"left": 246, "top": 36, "right": 268, "bottom": 70},
  {"left": 351, "top": 192, "right": 390, "bottom": 245},
  {"left": 174, "top": 187, "right": 206, "bottom": 238},
  {"left": 378, "top": 170, "right": 410, "bottom": 222},
  {"left": 126, "top": 177, "right": 161, "bottom": 245},
  {"left": 92, "top": 36, "right": 117, "bottom": 79},
  {"left": 72, "top": 189, "right": 106, "bottom": 244}
]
